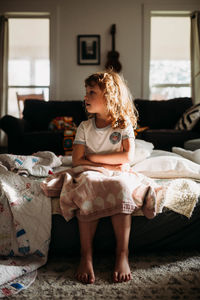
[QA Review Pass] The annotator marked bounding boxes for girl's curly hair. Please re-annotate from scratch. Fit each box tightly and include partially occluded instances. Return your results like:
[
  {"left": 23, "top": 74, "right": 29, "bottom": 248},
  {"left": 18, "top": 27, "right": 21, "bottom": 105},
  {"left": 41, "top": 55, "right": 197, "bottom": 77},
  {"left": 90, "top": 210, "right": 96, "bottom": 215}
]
[{"left": 85, "top": 70, "right": 138, "bottom": 129}]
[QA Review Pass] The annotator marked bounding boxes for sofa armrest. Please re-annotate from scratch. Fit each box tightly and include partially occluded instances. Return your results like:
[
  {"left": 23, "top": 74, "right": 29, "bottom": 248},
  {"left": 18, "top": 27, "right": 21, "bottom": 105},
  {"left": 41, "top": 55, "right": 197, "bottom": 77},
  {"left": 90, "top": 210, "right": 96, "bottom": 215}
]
[{"left": 0, "top": 115, "right": 30, "bottom": 136}]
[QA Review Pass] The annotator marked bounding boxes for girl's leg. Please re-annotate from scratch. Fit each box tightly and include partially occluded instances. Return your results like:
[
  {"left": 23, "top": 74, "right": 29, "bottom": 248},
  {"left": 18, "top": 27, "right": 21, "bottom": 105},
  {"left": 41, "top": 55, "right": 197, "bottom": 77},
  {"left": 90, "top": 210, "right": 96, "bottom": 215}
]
[
  {"left": 111, "top": 213, "right": 132, "bottom": 283},
  {"left": 76, "top": 219, "right": 99, "bottom": 284}
]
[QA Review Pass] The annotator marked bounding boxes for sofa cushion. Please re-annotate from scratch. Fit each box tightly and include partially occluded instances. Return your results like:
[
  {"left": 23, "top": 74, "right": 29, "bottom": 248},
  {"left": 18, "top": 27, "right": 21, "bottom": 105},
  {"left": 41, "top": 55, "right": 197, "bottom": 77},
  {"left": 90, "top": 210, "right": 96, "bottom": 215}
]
[
  {"left": 134, "top": 98, "right": 193, "bottom": 129},
  {"left": 175, "top": 103, "right": 200, "bottom": 130},
  {"left": 23, "top": 100, "right": 87, "bottom": 131},
  {"left": 22, "top": 131, "right": 65, "bottom": 155}
]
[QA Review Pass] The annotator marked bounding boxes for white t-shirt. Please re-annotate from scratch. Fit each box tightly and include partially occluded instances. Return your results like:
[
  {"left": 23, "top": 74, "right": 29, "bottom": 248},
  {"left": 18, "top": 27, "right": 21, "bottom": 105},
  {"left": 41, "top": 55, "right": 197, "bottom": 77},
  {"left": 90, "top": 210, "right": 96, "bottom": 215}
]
[{"left": 74, "top": 118, "right": 135, "bottom": 155}]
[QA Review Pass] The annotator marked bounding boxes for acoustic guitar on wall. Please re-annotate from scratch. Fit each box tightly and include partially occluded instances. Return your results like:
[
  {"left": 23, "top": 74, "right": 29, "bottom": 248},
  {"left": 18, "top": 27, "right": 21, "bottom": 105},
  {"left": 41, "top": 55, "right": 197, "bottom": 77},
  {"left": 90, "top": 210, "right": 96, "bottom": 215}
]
[{"left": 105, "top": 24, "right": 122, "bottom": 73}]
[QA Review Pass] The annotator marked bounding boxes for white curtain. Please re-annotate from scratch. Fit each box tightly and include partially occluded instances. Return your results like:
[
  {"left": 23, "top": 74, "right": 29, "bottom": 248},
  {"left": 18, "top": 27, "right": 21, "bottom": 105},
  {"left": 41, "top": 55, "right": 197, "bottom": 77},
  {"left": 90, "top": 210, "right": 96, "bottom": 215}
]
[
  {"left": 0, "top": 16, "right": 8, "bottom": 146},
  {"left": 191, "top": 12, "right": 200, "bottom": 104}
]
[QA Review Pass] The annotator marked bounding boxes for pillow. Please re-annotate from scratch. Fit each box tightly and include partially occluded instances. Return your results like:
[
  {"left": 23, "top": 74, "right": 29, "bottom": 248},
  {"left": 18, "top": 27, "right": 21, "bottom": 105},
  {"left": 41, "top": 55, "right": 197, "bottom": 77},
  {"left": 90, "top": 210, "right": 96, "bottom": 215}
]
[
  {"left": 131, "top": 139, "right": 154, "bottom": 165},
  {"left": 175, "top": 103, "right": 200, "bottom": 130},
  {"left": 61, "top": 155, "right": 72, "bottom": 166},
  {"left": 172, "top": 146, "right": 200, "bottom": 165},
  {"left": 132, "top": 152, "right": 200, "bottom": 180}
]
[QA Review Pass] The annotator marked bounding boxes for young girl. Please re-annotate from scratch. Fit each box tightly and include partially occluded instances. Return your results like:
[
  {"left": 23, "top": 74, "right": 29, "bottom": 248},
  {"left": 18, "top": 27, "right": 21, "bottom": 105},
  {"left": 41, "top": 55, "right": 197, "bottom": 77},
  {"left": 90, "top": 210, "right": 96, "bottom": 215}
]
[{"left": 72, "top": 70, "right": 138, "bottom": 284}]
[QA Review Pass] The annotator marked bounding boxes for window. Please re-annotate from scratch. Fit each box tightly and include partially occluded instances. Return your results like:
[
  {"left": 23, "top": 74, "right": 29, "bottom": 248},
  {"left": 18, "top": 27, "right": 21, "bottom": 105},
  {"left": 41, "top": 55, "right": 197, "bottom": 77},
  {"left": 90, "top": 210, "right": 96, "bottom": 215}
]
[
  {"left": 150, "top": 14, "right": 191, "bottom": 100},
  {"left": 8, "top": 18, "right": 50, "bottom": 117}
]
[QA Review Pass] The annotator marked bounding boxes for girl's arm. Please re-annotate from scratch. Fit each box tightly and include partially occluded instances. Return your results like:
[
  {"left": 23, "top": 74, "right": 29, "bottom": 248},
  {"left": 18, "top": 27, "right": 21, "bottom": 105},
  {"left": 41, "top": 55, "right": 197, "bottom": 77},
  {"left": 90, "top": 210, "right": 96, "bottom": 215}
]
[
  {"left": 86, "top": 138, "right": 135, "bottom": 165},
  {"left": 72, "top": 144, "right": 126, "bottom": 170},
  {"left": 72, "top": 144, "right": 95, "bottom": 167}
]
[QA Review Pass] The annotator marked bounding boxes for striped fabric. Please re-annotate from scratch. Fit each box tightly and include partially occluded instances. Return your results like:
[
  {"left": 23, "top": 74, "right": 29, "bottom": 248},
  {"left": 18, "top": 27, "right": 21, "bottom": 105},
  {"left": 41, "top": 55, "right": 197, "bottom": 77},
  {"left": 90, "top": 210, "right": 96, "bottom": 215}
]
[{"left": 175, "top": 103, "right": 200, "bottom": 130}]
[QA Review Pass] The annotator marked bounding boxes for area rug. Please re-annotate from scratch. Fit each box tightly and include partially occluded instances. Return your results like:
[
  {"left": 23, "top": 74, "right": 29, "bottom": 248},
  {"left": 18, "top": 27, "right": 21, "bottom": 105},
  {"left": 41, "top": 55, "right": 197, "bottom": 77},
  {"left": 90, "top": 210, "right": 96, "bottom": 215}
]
[{"left": 9, "top": 250, "right": 200, "bottom": 299}]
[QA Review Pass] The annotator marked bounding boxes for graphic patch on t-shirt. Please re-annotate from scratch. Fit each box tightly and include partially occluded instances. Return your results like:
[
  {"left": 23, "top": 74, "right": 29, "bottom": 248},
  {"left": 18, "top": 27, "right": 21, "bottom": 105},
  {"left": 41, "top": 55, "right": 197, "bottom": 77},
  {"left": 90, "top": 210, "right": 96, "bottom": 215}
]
[{"left": 109, "top": 132, "right": 121, "bottom": 144}]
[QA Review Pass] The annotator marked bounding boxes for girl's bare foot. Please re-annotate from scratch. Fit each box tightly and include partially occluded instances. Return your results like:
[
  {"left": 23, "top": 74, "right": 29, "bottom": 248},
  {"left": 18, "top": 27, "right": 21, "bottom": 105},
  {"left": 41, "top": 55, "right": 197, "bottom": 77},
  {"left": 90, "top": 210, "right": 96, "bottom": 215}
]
[
  {"left": 76, "top": 255, "right": 95, "bottom": 284},
  {"left": 113, "top": 251, "right": 132, "bottom": 283}
]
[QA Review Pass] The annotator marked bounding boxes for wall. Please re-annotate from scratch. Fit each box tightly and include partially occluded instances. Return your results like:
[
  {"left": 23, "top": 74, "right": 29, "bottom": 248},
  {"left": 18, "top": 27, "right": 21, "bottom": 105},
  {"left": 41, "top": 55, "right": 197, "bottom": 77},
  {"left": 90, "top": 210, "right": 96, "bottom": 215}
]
[{"left": 0, "top": 0, "right": 200, "bottom": 101}]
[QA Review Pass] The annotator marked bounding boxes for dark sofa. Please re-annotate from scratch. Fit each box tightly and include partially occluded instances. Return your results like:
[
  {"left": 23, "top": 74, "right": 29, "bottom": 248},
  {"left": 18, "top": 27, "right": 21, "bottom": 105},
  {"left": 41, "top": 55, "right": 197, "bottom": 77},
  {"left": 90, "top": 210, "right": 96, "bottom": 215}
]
[
  {"left": 0, "top": 97, "right": 199, "bottom": 154},
  {"left": 135, "top": 97, "right": 200, "bottom": 151}
]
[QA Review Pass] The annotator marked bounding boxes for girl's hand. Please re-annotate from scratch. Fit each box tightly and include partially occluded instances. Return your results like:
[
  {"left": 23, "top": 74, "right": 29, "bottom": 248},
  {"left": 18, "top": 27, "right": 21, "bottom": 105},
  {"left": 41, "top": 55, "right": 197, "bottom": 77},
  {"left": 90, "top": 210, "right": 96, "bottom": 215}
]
[
  {"left": 102, "top": 163, "right": 130, "bottom": 172},
  {"left": 116, "top": 163, "right": 130, "bottom": 172},
  {"left": 101, "top": 164, "right": 122, "bottom": 171},
  {"left": 120, "top": 163, "right": 131, "bottom": 172}
]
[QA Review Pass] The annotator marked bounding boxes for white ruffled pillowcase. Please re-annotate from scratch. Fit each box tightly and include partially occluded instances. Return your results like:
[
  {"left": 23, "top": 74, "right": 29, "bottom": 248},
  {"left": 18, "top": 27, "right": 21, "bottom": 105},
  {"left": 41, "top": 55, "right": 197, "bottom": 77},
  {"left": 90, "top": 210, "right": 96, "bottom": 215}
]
[
  {"left": 132, "top": 150, "right": 200, "bottom": 180},
  {"left": 131, "top": 139, "right": 154, "bottom": 165}
]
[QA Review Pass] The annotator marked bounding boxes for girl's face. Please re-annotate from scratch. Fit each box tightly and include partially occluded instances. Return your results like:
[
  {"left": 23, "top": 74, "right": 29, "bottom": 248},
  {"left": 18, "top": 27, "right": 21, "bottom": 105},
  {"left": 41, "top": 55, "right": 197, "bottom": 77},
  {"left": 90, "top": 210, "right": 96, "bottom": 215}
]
[{"left": 84, "top": 84, "right": 107, "bottom": 117}]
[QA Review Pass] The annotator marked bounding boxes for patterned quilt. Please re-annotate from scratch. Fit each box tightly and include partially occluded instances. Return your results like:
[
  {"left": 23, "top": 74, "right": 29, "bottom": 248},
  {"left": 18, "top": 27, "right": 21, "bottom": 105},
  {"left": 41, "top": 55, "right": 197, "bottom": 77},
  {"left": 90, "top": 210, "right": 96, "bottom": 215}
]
[{"left": 0, "top": 151, "right": 61, "bottom": 297}]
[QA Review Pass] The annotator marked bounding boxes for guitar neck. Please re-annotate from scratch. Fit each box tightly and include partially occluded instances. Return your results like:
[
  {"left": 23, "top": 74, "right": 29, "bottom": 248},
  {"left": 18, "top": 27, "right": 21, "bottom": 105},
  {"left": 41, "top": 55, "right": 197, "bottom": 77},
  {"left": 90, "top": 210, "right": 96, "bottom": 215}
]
[
  {"left": 112, "top": 33, "right": 115, "bottom": 51},
  {"left": 111, "top": 24, "right": 116, "bottom": 51}
]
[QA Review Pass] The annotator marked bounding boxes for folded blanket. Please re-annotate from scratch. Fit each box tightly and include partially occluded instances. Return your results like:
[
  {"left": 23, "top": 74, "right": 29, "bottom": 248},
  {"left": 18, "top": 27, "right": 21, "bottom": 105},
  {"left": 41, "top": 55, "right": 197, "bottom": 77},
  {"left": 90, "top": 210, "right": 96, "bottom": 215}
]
[
  {"left": 43, "top": 165, "right": 200, "bottom": 219},
  {"left": 41, "top": 165, "right": 165, "bottom": 221}
]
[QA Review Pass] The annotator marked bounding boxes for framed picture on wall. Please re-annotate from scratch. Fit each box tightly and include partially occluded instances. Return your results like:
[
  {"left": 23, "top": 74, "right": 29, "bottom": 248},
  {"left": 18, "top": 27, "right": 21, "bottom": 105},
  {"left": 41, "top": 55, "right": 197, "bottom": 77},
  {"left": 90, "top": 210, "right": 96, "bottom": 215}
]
[{"left": 77, "top": 35, "right": 100, "bottom": 65}]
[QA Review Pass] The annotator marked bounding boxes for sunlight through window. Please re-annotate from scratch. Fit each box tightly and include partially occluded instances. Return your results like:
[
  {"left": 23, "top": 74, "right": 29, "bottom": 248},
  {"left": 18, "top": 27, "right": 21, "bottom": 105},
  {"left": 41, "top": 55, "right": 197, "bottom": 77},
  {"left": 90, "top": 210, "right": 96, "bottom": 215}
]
[
  {"left": 8, "top": 18, "right": 50, "bottom": 117},
  {"left": 150, "top": 15, "right": 191, "bottom": 100}
]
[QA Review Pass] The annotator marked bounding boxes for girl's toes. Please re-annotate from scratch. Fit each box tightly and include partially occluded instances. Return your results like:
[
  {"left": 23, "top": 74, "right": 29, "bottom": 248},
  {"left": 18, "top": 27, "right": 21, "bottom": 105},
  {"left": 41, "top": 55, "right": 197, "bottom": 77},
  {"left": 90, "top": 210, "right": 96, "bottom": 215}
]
[
  {"left": 125, "top": 274, "right": 130, "bottom": 282},
  {"left": 89, "top": 274, "right": 95, "bottom": 284},
  {"left": 83, "top": 274, "right": 88, "bottom": 284},
  {"left": 119, "top": 274, "right": 124, "bottom": 282},
  {"left": 113, "top": 271, "right": 119, "bottom": 283}
]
